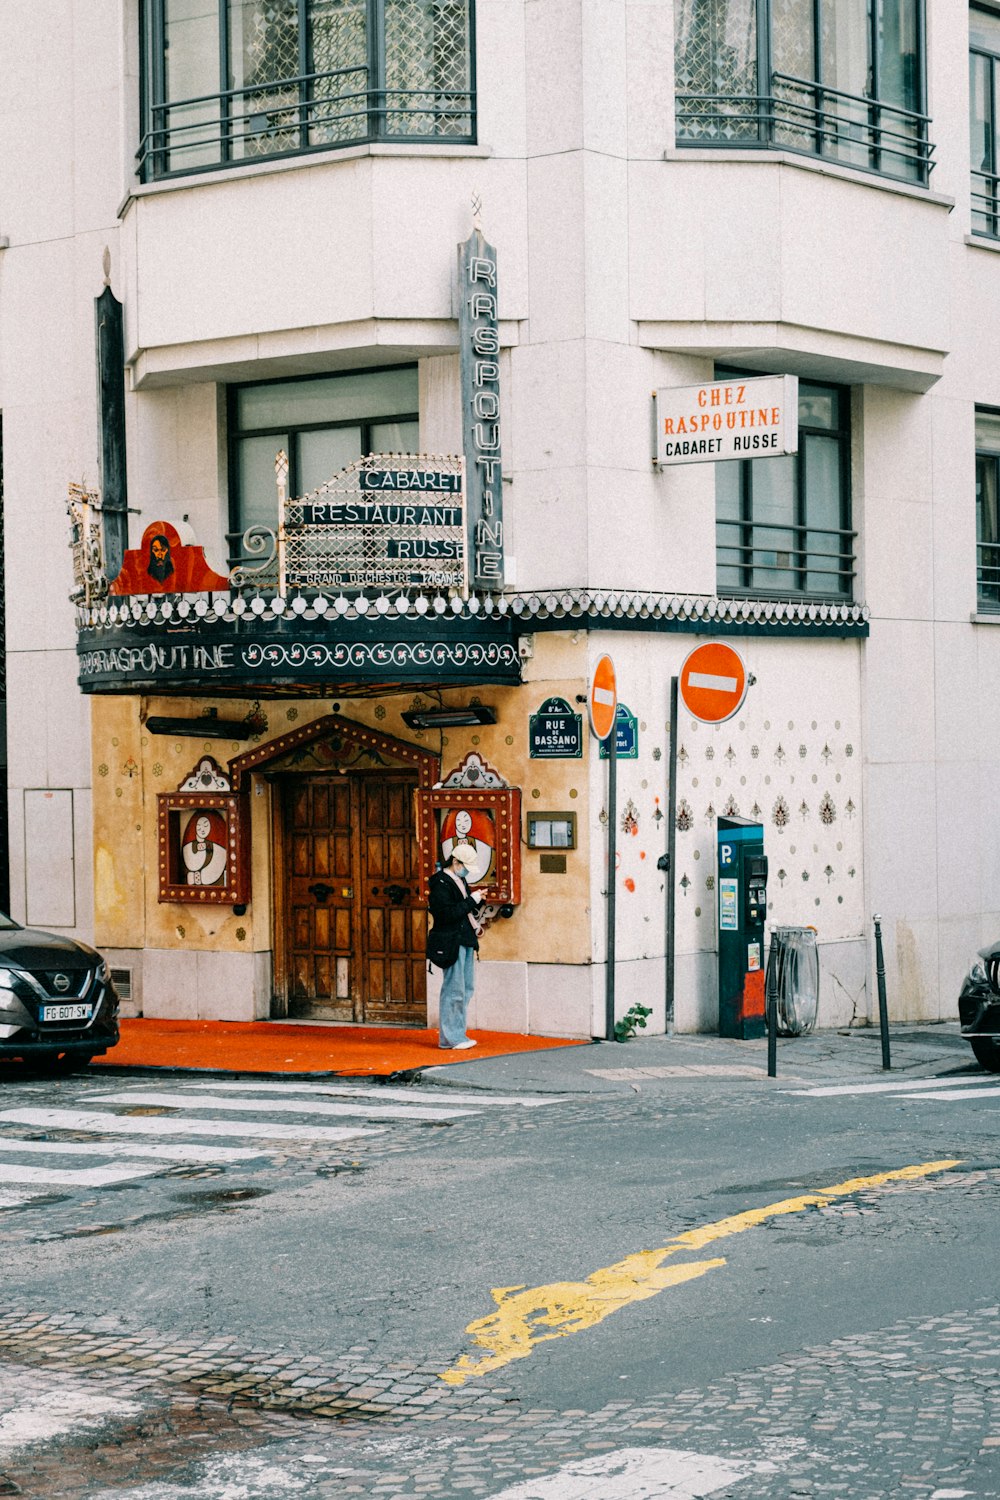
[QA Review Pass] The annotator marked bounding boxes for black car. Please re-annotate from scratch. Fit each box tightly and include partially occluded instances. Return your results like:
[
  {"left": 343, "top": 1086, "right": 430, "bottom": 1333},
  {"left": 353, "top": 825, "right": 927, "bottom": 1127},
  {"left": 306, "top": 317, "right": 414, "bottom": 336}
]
[
  {"left": 0, "top": 913, "right": 119, "bottom": 1071},
  {"left": 959, "top": 939, "right": 1000, "bottom": 1071}
]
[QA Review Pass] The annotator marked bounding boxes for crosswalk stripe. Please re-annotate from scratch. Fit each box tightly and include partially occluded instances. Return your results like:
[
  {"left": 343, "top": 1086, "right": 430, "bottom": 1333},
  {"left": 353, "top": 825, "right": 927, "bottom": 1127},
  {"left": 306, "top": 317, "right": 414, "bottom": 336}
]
[
  {"left": 0, "top": 1161, "right": 163, "bottom": 1188},
  {"left": 0, "top": 1139, "right": 264, "bottom": 1164},
  {"left": 901, "top": 1086, "right": 1000, "bottom": 1101},
  {"left": 169, "top": 1080, "right": 555, "bottom": 1109},
  {"left": 783, "top": 1077, "right": 996, "bottom": 1098},
  {"left": 0, "top": 1108, "right": 383, "bottom": 1144},
  {"left": 95, "top": 1089, "right": 478, "bottom": 1122}
]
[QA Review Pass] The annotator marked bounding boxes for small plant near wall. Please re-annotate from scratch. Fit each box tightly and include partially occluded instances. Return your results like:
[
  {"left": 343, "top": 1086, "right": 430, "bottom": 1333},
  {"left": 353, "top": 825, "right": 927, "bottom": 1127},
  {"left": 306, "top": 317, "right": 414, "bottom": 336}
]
[{"left": 614, "top": 1004, "right": 652, "bottom": 1042}]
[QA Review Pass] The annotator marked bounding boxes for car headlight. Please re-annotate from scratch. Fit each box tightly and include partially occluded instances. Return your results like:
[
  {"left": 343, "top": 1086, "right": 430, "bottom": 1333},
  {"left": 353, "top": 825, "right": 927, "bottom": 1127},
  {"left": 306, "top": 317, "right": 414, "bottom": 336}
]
[
  {"left": 97, "top": 958, "right": 110, "bottom": 983},
  {"left": 969, "top": 957, "right": 989, "bottom": 985},
  {"left": 0, "top": 970, "right": 27, "bottom": 1021}
]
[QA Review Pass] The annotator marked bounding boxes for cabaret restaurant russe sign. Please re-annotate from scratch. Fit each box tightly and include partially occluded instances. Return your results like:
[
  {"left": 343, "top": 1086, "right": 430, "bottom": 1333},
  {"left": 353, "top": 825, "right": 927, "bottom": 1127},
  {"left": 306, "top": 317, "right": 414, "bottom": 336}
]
[
  {"left": 279, "top": 454, "right": 468, "bottom": 594},
  {"left": 654, "top": 375, "right": 799, "bottom": 466}
]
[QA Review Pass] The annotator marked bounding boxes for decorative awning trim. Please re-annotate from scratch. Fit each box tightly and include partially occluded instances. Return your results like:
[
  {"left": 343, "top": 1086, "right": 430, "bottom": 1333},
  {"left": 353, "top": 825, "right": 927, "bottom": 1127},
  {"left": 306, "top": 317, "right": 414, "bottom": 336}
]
[{"left": 76, "top": 587, "right": 869, "bottom": 636}]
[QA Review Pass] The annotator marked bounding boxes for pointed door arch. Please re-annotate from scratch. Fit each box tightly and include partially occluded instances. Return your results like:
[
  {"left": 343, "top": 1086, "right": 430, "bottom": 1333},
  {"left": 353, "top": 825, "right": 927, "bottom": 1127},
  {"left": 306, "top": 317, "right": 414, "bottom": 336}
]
[{"left": 231, "top": 716, "right": 439, "bottom": 1024}]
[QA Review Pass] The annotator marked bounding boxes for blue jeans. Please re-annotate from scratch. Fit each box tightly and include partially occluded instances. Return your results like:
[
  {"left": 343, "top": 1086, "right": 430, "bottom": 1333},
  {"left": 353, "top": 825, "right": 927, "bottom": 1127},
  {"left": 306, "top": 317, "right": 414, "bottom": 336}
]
[{"left": 439, "top": 944, "right": 476, "bottom": 1047}]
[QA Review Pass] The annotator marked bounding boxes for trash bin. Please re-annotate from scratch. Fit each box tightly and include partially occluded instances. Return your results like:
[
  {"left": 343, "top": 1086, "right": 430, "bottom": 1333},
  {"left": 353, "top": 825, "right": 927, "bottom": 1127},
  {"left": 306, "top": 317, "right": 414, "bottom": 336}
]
[{"left": 767, "top": 927, "right": 820, "bottom": 1035}]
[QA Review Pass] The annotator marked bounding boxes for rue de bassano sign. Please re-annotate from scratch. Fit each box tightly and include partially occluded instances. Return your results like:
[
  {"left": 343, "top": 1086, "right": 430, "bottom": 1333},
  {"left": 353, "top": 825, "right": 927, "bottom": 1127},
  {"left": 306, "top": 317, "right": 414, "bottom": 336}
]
[{"left": 529, "top": 697, "right": 583, "bottom": 759}]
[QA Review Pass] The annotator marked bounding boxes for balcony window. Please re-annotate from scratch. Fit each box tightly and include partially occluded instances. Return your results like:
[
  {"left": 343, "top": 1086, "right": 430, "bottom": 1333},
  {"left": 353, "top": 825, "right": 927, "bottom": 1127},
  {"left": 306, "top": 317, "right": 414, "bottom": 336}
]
[
  {"left": 971, "top": 7, "right": 1000, "bottom": 236},
  {"left": 675, "top": 0, "right": 932, "bottom": 185},
  {"left": 139, "top": 0, "right": 476, "bottom": 182},
  {"left": 228, "top": 366, "right": 419, "bottom": 565},
  {"left": 976, "top": 409, "right": 1000, "bottom": 610},
  {"left": 716, "top": 376, "right": 855, "bottom": 600}
]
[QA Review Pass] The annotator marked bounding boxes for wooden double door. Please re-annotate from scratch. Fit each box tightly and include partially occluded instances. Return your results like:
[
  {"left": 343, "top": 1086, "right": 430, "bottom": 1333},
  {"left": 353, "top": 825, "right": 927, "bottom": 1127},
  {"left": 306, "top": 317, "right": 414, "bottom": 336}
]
[{"left": 280, "top": 773, "right": 427, "bottom": 1024}]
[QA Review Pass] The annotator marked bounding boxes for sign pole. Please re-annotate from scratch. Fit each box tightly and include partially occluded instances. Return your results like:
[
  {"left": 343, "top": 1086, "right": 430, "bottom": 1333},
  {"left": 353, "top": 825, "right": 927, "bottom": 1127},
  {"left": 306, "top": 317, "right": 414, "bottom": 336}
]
[
  {"left": 589, "top": 654, "right": 618, "bottom": 1043},
  {"left": 606, "top": 728, "right": 618, "bottom": 1042},
  {"left": 665, "top": 674, "right": 678, "bottom": 1027}
]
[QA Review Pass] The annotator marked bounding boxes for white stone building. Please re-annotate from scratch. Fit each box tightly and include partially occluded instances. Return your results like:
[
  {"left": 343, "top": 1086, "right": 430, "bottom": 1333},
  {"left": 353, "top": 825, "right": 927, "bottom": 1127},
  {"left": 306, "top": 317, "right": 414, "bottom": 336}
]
[{"left": 0, "top": 1, "right": 997, "bottom": 1038}]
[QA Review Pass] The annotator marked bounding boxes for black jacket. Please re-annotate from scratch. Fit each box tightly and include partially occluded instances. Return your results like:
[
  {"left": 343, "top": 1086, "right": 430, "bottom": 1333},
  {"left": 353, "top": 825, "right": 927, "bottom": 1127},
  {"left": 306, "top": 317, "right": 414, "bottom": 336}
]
[{"left": 426, "top": 868, "right": 480, "bottom": 969}]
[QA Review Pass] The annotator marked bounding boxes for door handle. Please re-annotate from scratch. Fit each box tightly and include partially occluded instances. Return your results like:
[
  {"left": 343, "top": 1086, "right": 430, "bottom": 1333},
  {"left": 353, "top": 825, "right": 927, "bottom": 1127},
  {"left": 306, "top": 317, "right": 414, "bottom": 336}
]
[
  {"left": 308, "top": 882, "right": 334, "bottom": 902},
  {"left": 384, "top": 884, "right": 410, "bottom": 905}
]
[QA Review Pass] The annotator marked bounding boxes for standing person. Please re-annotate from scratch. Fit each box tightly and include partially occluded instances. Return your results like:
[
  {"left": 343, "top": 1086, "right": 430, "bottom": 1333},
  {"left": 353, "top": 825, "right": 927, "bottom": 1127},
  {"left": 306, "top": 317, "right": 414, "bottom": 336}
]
[{"left": 427, "top": 842, "right": 484, "bottom": 1050}]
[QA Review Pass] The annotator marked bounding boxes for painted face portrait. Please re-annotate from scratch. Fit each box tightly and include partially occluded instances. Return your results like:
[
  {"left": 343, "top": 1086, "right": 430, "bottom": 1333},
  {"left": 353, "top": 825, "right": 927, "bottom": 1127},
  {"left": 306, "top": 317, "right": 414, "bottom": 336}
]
[
  {"left": 147, "top": 534, "right": 174, "bottom": 583},
  {"left": 181, "top": 809, "right": 228, "bottom": 887}
]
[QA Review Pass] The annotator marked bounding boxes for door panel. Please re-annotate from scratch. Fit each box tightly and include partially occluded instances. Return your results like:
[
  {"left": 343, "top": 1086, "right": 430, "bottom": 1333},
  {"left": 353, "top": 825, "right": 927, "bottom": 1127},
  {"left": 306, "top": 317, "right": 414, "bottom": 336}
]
[
  {"left": 281, "top": 772, "right": 425, "bottom": 1024},
  {"left": 361, "top": 776, "right": 426, "bottom": 1024},
  {"left": 284, "top": 777, "right": 356, "bottom": 1021}
]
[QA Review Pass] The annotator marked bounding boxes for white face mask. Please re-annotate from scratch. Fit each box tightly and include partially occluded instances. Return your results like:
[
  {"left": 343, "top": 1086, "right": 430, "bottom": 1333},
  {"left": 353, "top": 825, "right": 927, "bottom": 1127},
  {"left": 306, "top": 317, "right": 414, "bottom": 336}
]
[{"left": 453, "top": 864, "right": 467, "bottom": 880}]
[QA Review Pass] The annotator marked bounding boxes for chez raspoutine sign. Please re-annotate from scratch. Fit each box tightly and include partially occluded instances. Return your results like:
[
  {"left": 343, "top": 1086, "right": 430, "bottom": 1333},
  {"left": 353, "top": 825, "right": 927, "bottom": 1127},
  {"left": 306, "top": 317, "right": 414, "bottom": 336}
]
[{"left": 654, "top": 374, "right": 799, "bottom": 466}]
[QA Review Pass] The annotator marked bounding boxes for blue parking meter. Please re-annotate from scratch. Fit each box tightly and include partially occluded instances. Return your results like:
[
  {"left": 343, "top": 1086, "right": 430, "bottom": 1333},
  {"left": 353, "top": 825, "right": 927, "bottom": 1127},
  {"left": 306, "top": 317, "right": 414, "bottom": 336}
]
[{"left": 717, "top": 815, "right": 768, "bottom": 1039}]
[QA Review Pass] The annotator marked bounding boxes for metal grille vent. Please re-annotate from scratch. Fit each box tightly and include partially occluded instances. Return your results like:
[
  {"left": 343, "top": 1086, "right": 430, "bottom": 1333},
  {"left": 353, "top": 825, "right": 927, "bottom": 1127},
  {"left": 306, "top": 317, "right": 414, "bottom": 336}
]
[{"left": 110, "top": 967, "right": 132, "bottom": 1000}]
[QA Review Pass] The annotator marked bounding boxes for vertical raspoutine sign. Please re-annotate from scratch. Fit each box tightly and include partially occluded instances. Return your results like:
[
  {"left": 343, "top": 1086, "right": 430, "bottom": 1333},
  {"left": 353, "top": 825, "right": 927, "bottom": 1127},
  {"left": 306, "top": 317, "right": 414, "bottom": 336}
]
[{"left": 458, "top": 227, "right": 504, "bottom": 589}]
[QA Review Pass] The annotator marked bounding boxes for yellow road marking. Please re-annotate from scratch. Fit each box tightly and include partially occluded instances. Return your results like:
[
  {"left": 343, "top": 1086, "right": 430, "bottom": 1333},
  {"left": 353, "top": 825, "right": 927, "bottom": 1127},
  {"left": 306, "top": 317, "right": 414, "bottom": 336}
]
[{"left": 441, "top": 1158, "right": 960, "bottom": 1387}]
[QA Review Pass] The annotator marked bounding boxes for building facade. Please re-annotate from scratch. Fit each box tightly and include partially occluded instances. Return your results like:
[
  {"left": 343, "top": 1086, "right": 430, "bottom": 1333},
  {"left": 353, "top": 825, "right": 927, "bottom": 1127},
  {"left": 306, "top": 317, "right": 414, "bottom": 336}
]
[{"left": 0, "top": 1, "right": 996, "bottom": 1037}]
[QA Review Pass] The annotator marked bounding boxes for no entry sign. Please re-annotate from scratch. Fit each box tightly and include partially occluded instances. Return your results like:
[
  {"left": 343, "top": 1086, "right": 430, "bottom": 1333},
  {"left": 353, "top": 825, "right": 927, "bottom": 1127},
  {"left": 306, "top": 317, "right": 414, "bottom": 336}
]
[
  {"left": 589, "top": 654, "right": 617, "bottom": 741},
  {"left": 679, "top": 642, "right": 748, "bottom": 724}
]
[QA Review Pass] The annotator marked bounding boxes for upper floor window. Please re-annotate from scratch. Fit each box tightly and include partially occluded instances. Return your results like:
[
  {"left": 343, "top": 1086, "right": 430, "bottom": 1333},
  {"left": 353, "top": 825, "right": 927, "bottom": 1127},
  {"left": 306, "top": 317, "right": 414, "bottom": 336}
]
[
  {"left": 716, "top": 376, "right": 855, "bottom": 601},
  {"left": 971, "top": 6, "right": 1000, "bottom": 236},
  {"left": 228, "top": 365, "right": 419, "bottom": 563},
  {"left": 139, "top": 0, "right": 476, "bottom": 182},
  {"left": 976, "top": 409, "right": 1000, "bottom": 610},
  {"left": 675, "top": 0, "right": 932, "bottom": 185}
]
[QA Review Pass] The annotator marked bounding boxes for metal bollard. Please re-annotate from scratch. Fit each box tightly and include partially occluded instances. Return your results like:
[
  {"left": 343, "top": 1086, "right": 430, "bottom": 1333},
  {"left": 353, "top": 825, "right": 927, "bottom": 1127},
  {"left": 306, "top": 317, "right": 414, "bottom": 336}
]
[
  {"left": 766, "top": 931, "right": 778, "bottom": 1079},
  {"left": 873, "top": 913, "right": 891, "bottom": 1071}
]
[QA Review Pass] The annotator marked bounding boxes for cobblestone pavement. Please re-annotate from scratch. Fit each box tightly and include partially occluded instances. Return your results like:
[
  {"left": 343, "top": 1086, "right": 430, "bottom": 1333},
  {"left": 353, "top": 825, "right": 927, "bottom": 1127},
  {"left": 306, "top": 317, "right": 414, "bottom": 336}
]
[
  {"left": 0, "top": 1166, "right": 997, "bottom": 1495},
  {"left": 1, "top": 1305, "right": 1000, "bottom": 1497}
]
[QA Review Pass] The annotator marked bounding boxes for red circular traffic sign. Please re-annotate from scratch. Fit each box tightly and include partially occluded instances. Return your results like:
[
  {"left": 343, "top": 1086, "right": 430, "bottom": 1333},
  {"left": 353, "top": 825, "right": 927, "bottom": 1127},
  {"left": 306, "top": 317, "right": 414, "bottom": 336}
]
[
  {"left": 679, "top": 642, "right": 748, "bottom": 724},
  {"left": 589, "top": 654, "right": 617, "bottom": 740}
]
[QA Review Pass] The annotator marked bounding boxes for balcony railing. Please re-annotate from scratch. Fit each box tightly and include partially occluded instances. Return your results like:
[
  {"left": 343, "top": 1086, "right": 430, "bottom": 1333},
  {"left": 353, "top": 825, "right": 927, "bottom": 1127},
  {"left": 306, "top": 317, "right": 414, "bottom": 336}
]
[
  {"left": 716, "top": 519, "right": 857, "bottom": 600},
  {"left": 137, "top": 65, "right": 475, "bottom": 182},
  {"left": 677, "top": 73, "right": 934, "bottom": 186}
]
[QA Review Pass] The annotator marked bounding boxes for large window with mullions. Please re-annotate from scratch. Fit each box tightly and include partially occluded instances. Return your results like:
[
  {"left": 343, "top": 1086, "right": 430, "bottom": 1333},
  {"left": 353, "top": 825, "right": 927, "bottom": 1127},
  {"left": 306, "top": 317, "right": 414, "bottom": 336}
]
[
  {"left": 674, "top": 0, "right": 930, "bottom": 185},
  {"left": 976, "top": 409, "right": 1000, "bottom": 611},
  {"left": 971, "top": 6, "right": 1000, "bottom": 237},
  {"left": 139, "top": 0, "right": 476, "bottom": 182},
  {"left": 716, "top": 377, "right": 855, "bottom": 601},
  {"left": 228, "top": 366, "right": 419, "bottom": 566}
]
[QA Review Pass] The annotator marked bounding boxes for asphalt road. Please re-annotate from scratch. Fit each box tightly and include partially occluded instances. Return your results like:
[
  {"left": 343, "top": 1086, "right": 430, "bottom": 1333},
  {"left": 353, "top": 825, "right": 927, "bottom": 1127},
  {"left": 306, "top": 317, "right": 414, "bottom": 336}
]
[{"left": 0, "top": 1033, "right": 998, "bottom": 1497}]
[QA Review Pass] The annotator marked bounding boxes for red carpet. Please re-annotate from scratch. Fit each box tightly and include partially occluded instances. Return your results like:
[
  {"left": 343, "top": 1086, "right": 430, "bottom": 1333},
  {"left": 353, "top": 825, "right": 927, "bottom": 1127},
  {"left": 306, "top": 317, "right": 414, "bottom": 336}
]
[{"left": 92, "top": 1018, "right": 591, "bottom": 1077}]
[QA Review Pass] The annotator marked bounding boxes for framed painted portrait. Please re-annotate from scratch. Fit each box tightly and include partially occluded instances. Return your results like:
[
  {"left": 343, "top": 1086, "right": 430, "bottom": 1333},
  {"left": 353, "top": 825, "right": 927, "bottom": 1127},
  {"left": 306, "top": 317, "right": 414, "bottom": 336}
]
[
  {"left": 156, "top": 792, "right": 250, "bottom": 905},
  {"left": 415, "top": 786, "right": 521, "bottom": 904}
]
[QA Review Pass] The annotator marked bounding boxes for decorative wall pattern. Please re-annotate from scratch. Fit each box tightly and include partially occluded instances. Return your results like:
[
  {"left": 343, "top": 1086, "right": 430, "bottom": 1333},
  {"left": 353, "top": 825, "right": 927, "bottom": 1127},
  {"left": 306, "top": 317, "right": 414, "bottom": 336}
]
[{"left": 672, "top": 702, "right": 864, "bottom": 957}]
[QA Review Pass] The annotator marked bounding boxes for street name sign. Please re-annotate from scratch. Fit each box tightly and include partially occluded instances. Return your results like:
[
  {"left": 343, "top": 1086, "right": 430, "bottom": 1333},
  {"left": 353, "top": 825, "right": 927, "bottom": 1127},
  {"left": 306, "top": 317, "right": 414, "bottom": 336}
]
[
  {"left": 599, "top": 703, "right": 639, "bottom": 760},
  {"left": 529, "top": 697, "right": 583, "bottom": 759}
]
